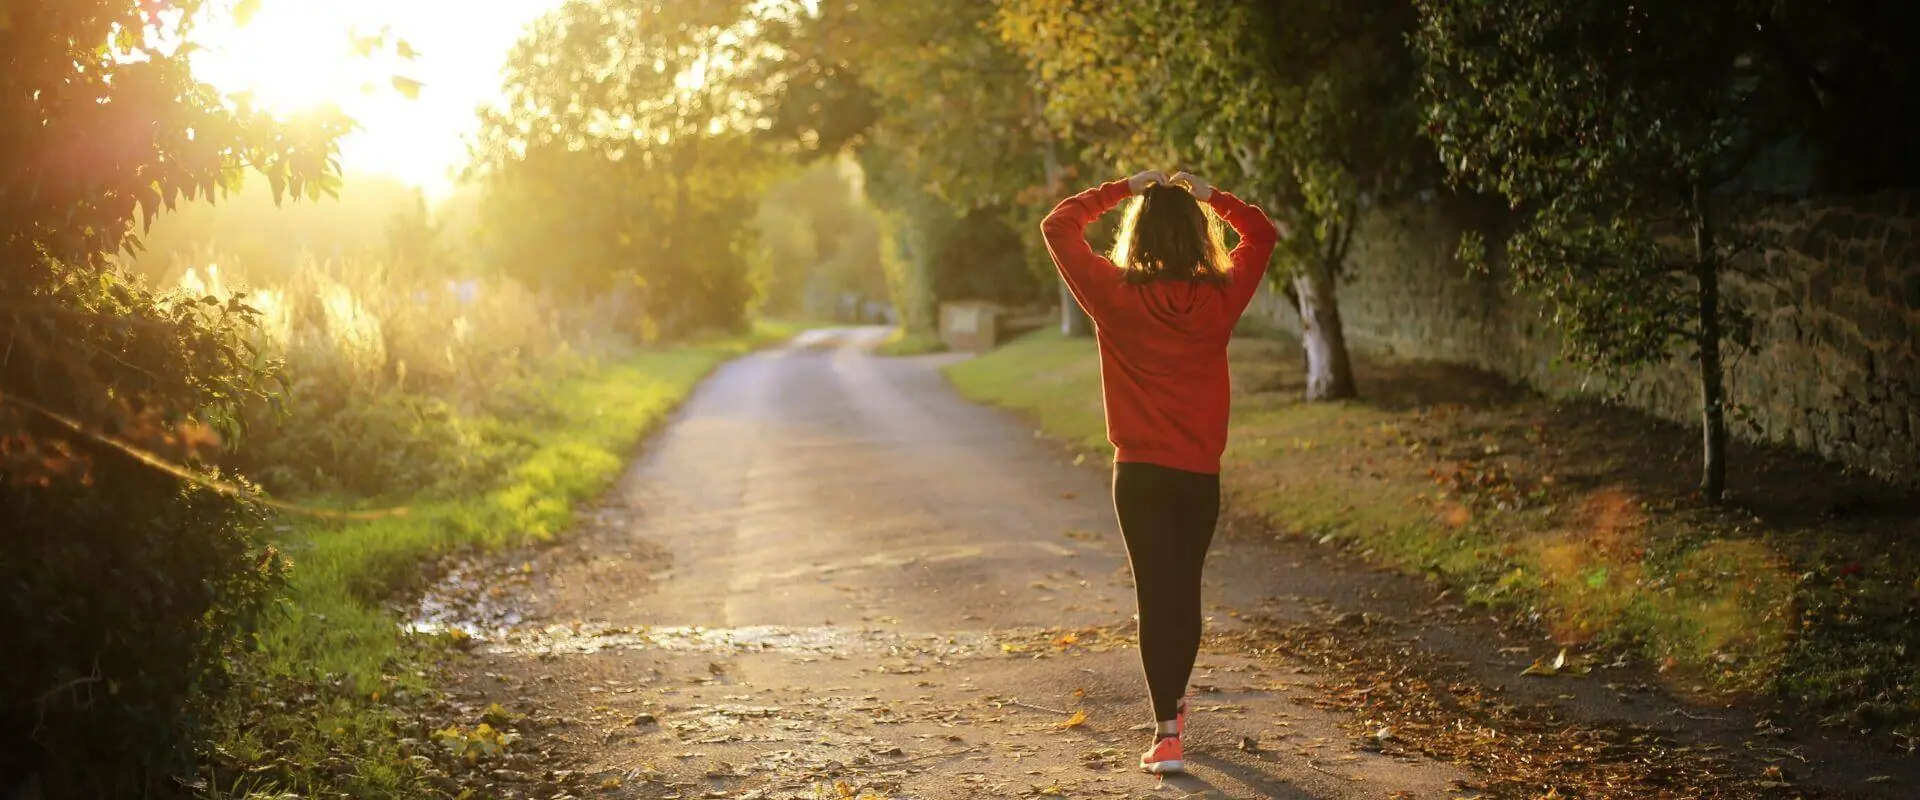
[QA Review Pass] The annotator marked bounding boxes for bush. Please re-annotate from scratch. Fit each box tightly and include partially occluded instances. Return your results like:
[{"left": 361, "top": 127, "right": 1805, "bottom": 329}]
[
  {"left": 0, "top": 265, "right": 291, "bottom": 798},
  {"left": 174, "top": 261, "right": 596, "bottom": 500},
  {"left": 1, "top": 472, "right": 287, "bottom": 798}
]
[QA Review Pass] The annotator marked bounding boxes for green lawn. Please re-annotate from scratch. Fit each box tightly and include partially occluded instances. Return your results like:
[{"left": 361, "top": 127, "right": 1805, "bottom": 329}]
[{"left": 873, "top": 327, "right": 948, "bottom": 356}]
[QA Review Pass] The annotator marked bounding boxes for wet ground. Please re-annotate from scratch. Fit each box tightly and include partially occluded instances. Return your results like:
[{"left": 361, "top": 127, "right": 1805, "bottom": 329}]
[{"left": 421, "top": 327, "right": 1918, "bottom": 799}]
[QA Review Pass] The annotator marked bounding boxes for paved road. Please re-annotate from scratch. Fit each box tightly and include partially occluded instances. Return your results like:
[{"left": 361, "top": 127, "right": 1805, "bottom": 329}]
[{"left": 443, "top": 327, "right": 1468, "bottom": 799}]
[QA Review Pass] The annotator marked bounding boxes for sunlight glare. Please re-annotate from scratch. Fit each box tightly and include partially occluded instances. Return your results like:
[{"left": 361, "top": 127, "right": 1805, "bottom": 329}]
[
  {"left": 193, "top": 0, "right": 567, "bottom": 199},
  {"left": 194, "top": 3, "right": 371, "bottom": 114}
]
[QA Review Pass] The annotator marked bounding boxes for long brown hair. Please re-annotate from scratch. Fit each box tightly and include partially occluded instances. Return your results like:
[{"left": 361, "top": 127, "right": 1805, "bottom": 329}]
[{"left": 1108, "top": 183, "right": 1232, "bottom": 285}]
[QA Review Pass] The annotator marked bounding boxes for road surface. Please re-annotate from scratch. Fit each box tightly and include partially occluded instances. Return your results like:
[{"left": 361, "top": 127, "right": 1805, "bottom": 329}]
[
  {"left": 427, "top": 327, "right": 1917, "bottom": 800},
  {"left": 433, "top": 327, "right": 1466, "bottom": 799}
]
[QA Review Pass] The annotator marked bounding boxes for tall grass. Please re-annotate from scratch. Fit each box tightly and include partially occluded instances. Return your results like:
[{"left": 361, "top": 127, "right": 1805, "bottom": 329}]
[{"left": 174, "top": 260, "right": 632, "bottom": 499}]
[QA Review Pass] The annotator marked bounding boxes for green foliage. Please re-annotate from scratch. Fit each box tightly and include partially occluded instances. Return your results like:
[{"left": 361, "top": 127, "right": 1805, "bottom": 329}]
[
  {"left": 932, "top": 208, "right": 1042, "bottom": 307},
  {"left": 3, "top": 474, "right": 289, "bottom": 798},
  {"left": 874, "top": 328, "right": 947, "bottom": 357},
  {"left": 772, "top": 0, "right": 1068, "bottom": 321},
  {"left": 155, "top": 255, "right": 599, "bottom": 500},
  {"left": 836, "top": 0, "right": 1048, "bottom": 211},
  {"left": 997, "top": 0, "right": 1428, "bottom": 395},
  {"left": 0, "top": 1, "right": 351, "bottom": 793},
  {"left": 471, "top": 0, "right": 782, "bottom": 338},
  {"left": 1413, "top": 0, "right": 1819, "bottom": 364},
  {"left": 998, "top": 0, "right": 1427, "bottom": 273},
  {"left": 754, "top": 157, "right": 890, "bottom": 318},
  {"left": 1412, "top": 0, "right": 1834, "bottom": 497}
]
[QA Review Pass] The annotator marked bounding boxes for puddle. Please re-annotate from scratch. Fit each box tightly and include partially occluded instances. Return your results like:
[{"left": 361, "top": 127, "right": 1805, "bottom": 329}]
[
  {"left": 477, "top": 622, "right": 996, "bottom": 658},
  {"left": 404, "top": 557, "right": 532, "bottom": 640},
  {"left": 405, "top": 552, "right": 1080, "bottom": 663}
]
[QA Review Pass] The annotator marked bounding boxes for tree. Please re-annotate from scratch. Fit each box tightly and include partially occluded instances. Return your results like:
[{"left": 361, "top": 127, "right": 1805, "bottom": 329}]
[
  {"left": 1414, "top": 0, "right": 1833, "bottom": 501},
  {"left": 767, "top": 0, "right": 1075, "bottom": 334},
  {"left": 471, "top": 0, "right": 781, "bottom": 337},
  {"left": 753, "top": 156, "right": 889, "bottom": 318},
  {"left": 998, "top": 0, "right": 1430, "bottom": 400},
  {"left": 2, "top": 0, "right": 348, "bottom": 792},
  {"left": 846, "top": 0, "right": 1076, "bottom": 325}
]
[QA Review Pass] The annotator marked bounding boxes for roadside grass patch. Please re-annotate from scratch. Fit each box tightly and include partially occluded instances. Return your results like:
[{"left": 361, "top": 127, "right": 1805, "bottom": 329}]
[
  {"left": 945, "top": 328, "right": 1918, "bottom": 743},
  {"left": 873, "top": 327, "right": 948, "bottom": 356},
  {"left": 944, "top": 332, "right": 1107, "bottom": 454},
  {"left": 206, "top": 323, "right": 794, "bottom": 798}
]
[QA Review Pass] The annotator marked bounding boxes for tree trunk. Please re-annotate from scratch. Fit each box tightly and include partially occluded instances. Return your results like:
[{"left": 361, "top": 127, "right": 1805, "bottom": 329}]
[
  {"left": 1060, "top": 279, "right": 1092, "bottom": 336},
  {"left": 1694, "top": 187, "right": 1728, "bottom": 502},
  {"left": 1292, "top": 257, "right": 1356, "bottom": 400},
  {"left": 1038, "top": 124, "right": 1092, "bottom": 338}
]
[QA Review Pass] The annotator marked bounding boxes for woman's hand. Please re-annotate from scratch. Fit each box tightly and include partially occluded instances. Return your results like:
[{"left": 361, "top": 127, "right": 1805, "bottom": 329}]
[
  {"left": 1127, "top": 169, "right": 1169, "bottom": 195},
  {"left": 1170, "top": 171, "right": 1212, "bottom": 201}
]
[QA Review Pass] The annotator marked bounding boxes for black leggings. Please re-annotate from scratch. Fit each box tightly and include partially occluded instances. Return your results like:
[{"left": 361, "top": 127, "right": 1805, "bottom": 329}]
[{"left": 1112, "top": 462, "right": 1221, "bottom": 722}]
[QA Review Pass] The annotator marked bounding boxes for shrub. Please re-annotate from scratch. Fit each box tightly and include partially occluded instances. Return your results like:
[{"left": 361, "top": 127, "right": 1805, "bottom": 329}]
[
  {"left": 1, "top": 268, "right": 292, "bottom": 799},
  {"left": 1, "top": 472, "right": 287, "bottom": 798},
  {"left": 176, "top": 261, "right": 598, "bottom": 500}
]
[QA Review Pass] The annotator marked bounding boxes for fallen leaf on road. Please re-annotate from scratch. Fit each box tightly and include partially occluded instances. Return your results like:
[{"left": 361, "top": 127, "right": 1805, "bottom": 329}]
[
  {"left": 1060, "top": 710, "right": 1087, "bottom": 729},
  {"left": 1520, "top": 648, "right": 1591, "bottom": 678}
]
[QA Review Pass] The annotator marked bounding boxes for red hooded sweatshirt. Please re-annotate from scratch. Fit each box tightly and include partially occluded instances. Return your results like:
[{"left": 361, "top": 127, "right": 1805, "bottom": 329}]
[{"left": 1041, "top": 180, "right": 1279, "bottom": 475}]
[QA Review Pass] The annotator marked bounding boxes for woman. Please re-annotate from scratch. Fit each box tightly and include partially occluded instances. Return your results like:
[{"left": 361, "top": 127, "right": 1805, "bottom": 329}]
[{"left": 1040, "top": 169, "right": 1279, "bottom": 774}]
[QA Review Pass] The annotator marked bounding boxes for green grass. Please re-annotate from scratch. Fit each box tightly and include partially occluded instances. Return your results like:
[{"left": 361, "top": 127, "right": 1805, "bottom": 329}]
[
  {"left": 946, "top": 329, "right": 1918, "bottom": 739},
  {"left": 207, "top": 323, "right": 792, "bottom": 798},
  {"left": 873, "top": 327, "right": 948, "bottom": 357}
]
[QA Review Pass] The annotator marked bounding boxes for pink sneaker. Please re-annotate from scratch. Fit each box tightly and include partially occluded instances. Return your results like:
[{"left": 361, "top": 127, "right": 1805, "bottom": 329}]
[{"left": 1139, "top": 736, "right": 1185, "bottom": 774}]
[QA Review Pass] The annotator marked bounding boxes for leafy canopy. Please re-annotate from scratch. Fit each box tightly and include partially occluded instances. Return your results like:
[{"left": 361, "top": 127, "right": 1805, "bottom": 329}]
[
  {"left": 2, "top": 0, "right": 354, "bottom": 479},
  {"left": 999, "top": 0, "right": 1427, "bottom": 269},
  {"left": 471, "top": 0, "right": 785, "bottom": 332},
  {"left": 1413, "top": 0, "right": 1800, "bottom": 370}
]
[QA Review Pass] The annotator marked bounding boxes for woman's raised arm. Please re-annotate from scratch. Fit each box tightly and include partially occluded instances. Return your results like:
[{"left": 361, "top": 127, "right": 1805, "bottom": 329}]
[
  {"left": 1172, "top": 171, "right": 1279, "bottom": 315},
  {"left": 1040, "top": 170, "right": 1165, "bottom": 319}
]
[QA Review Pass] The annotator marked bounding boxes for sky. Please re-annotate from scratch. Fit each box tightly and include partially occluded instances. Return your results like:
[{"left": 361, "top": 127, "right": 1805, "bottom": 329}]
[{"left": 191, "top": 0, "right": 567, "bottom": 201}]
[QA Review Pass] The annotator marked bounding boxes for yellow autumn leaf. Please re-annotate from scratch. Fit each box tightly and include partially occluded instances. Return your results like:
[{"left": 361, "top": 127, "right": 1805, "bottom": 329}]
[{"left": 1061, "top": 709, "right": 1087, "bottom": 729}]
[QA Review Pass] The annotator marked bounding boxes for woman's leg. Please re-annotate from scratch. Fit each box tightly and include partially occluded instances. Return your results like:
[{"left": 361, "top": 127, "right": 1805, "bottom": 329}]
[
  {"left": 1113, "top": 462, "right": 1217, "bottom": 724},
  {"left": 1166, "top": 470, "right": 1220, "bottom": 711}
]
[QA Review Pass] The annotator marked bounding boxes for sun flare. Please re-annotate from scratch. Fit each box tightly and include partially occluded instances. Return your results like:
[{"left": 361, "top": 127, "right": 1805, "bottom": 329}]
[
  {"left": 190, "top": 0, "right": 565, "bottom": 198},
  {"left": 193, "top": 3, "right": 382, "bottom": 114}
]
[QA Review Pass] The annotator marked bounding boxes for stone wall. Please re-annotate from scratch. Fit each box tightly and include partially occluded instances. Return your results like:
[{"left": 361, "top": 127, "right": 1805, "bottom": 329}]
[{"left": 1254, "top": 192, "right": 1920, "bottom": 483}]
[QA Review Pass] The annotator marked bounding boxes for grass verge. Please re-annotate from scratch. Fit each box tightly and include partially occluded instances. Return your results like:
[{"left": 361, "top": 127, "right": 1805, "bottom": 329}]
[
  {"left": 203, "top": 322, "right": 797, "bottom": 798},
  {"left": 945, "top": 329, "right": 1920, "bottom": 748},
  {"left": 873, "top": 327, "right": 947, "bottom": 357}
]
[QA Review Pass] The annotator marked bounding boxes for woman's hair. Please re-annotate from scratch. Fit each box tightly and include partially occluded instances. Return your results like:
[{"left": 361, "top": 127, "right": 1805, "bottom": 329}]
[{"left": 1108, "top": 183, "right": 1232, "bottom": 285}]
